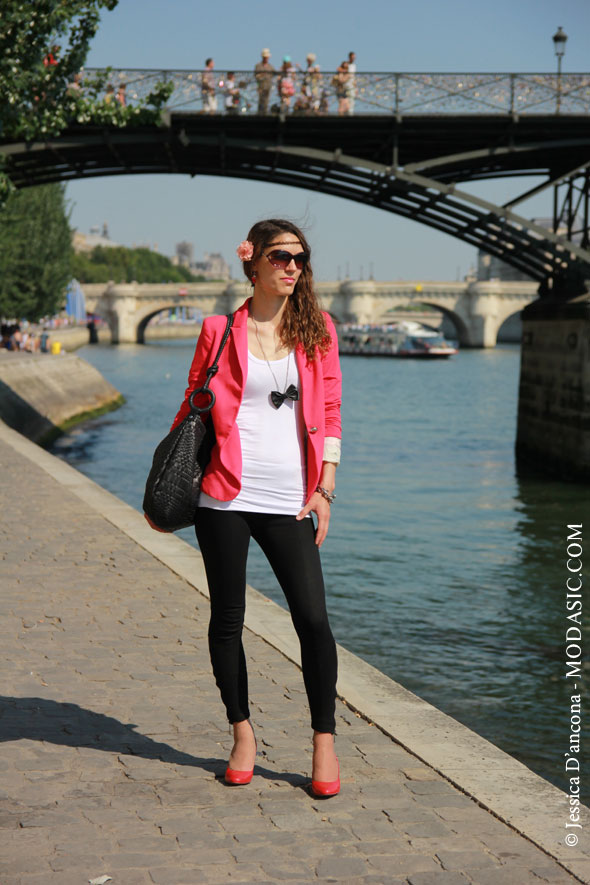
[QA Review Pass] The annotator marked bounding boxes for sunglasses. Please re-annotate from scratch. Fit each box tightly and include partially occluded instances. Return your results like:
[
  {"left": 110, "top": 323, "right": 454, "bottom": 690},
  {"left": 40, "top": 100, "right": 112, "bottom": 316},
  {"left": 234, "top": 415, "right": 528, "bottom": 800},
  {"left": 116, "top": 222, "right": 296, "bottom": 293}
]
[{"left": 264, "top": 249, "right": 308, "bottom": 271}]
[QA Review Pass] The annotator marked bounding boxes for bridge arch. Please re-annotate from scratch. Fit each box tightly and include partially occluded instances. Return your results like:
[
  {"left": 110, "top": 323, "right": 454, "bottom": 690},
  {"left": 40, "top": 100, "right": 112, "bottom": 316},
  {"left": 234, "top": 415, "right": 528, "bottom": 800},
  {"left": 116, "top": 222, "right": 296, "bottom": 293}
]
[
  {"left": 496, "top": 308, "right": 524, "bottom": 344},
  {"left": 413, "top": 302, "right": 470, "bottom": 347}
]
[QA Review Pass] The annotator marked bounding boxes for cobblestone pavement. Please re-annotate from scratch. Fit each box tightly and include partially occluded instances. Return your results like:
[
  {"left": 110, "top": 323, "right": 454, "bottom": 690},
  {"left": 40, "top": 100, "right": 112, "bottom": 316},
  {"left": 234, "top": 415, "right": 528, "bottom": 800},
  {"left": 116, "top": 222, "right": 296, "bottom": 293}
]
[{"left": 0, "top": 435, "right": 581, "bottom": 885}]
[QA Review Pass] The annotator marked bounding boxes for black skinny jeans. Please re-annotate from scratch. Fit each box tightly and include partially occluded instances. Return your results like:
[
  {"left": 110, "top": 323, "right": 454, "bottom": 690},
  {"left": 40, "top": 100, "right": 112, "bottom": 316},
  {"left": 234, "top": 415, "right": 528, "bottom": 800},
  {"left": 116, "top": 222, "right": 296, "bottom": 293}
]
[{"left": 194, "top": 508, "right": 338, "bottom": 733}]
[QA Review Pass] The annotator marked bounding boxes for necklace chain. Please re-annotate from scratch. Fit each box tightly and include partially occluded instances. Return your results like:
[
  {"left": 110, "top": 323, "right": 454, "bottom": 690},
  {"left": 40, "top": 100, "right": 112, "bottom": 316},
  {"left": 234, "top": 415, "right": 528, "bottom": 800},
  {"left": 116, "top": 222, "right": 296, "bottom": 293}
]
[{"left": 251, "top": 316, "right": 291, "bottom": 392}]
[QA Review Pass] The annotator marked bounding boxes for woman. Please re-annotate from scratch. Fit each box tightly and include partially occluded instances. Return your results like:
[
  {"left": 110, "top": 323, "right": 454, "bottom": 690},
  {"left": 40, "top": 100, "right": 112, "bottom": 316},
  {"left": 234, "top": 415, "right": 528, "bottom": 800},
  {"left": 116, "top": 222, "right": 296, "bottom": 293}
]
[
  {"left": 148, "top": 219, "right": 342, "bottom": 797},
  {"left": 278, "top": 57, "right": 296, "bottom": 111},
  {"left": 334, "top": 61, "right": 350, "bottom": 115}
]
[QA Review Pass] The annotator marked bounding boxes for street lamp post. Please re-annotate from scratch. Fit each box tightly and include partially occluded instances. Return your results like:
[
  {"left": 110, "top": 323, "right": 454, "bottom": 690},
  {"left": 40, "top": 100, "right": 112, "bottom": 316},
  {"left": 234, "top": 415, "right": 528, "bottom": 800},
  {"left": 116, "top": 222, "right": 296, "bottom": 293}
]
[{"left": 552, "top": 26, "right": 567, "bottom": 114}]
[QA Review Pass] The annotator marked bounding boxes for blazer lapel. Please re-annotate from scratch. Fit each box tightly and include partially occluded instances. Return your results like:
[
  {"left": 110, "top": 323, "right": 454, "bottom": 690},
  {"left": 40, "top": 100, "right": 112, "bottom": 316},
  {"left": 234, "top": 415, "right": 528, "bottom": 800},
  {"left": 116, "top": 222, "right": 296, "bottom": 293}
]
[
  {"left": 230, "top": 297, "right": 250, "bottom": 389},
  {"left": 295, "top": 342, "right": 314, "bottom": 429}
]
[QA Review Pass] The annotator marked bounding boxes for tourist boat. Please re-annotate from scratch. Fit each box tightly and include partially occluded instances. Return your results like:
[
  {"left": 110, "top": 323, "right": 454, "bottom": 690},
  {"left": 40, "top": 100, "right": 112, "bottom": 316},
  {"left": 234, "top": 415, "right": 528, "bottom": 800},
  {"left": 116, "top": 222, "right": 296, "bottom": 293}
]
[{"left": 338, "top": 321, "right": 459, "bottom": 358}]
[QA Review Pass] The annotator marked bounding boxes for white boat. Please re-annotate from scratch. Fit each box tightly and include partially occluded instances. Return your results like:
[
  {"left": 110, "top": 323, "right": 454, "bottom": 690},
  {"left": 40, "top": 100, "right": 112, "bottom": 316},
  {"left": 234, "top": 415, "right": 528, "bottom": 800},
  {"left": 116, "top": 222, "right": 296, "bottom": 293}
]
[{"left": 338, "top": 320, "right": 459, "bottom": 358}]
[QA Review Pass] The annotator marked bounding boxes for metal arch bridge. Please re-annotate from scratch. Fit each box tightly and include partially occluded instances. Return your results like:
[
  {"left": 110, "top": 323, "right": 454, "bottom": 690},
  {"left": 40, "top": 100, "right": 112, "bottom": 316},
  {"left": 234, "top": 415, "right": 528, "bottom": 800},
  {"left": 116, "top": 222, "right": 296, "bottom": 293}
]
[{"left": 3, "top": 68, "right": 590, "bottom": 294}]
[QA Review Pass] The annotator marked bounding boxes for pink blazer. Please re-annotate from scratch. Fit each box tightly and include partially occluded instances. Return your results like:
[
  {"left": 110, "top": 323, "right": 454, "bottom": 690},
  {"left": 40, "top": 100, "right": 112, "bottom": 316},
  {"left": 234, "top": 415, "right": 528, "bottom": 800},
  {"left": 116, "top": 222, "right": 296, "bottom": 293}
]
[{"left": 171, "top": 297, "right": 342, "bottom": 503}]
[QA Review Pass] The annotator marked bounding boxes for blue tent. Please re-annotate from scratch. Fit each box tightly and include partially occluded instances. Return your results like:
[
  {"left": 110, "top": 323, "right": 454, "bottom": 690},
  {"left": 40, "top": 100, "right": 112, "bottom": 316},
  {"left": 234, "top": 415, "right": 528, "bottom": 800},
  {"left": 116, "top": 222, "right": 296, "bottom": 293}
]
[{"left": 65, "top": 279, "right": 86, "bottom": 322}]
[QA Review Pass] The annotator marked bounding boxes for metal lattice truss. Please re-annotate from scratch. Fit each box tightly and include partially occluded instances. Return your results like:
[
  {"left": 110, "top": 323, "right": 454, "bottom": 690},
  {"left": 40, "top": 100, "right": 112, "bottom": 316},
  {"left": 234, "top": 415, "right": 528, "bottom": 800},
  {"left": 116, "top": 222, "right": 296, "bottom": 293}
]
[
  {"left": 256, "top": 145, "right": 590, "bottom": 285},
  {"left": 84, "top": 68, "right": 590, "bottom": 116}
]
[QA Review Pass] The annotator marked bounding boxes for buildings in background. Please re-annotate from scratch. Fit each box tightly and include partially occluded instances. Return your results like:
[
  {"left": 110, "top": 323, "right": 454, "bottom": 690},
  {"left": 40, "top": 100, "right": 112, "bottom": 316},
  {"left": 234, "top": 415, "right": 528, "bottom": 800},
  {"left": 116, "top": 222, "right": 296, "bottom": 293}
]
[
  {"left": 71, "top": 227, "right": 231, "bottom": 280},
  {"left": 72, "top": 223, "right": 120, "bottom": 253},
  {"left": 172, "top": 241, "right": 231, "bottom": 280},
  {"left": 476, "top": 251, "right": 532, "bottom": 282}
]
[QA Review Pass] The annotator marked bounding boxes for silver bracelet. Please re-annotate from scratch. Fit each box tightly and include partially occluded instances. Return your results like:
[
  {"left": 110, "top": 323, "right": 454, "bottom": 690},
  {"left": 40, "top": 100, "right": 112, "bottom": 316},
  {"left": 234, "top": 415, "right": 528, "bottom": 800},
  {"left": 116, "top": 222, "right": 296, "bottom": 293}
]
[{"left": 316, "top": 485, "right": 336, "bottom": 504}]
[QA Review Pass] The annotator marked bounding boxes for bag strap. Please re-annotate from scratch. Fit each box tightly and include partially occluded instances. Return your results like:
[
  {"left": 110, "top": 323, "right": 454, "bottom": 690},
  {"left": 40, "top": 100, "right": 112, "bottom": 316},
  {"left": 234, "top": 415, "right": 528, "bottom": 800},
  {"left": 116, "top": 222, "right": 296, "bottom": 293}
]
[{"left": 188, "top": 313, "right": 234, "bottom": 414}]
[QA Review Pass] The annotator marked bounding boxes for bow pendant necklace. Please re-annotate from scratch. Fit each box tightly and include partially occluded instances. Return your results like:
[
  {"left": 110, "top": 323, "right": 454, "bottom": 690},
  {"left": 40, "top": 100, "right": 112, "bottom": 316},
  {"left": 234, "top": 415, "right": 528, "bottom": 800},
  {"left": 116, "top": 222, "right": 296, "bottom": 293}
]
[{"left": 251, "top": 316, "right": 299, "bottom": 409}]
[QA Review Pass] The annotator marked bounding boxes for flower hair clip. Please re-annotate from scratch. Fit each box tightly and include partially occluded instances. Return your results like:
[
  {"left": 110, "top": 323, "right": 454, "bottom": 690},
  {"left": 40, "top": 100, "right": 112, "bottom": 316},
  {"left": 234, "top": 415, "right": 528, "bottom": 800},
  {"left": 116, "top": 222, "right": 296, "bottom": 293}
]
[{"left": 236, "top": 240, "right": 254, "bottom": 261}]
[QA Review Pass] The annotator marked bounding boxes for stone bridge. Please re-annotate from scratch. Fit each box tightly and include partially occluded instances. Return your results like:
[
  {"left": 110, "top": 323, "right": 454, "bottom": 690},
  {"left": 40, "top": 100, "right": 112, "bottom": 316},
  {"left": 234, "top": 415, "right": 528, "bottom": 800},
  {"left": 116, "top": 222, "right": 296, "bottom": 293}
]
[{"left": 83, "top": 279, "right": 538, "bottom": 348}]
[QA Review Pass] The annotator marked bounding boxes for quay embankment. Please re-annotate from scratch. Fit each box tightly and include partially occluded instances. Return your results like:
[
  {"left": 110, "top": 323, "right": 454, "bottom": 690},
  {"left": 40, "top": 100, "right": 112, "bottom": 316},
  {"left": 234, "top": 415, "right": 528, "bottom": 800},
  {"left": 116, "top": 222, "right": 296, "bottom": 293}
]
[
  {"left": 0, "top": 350, "right": 123, "bottom": 445},
  {"left": 55, "top": 323, "right": 201, "bottom": 352},
  {"left": 1, "top": 416, "right": 588, "bottom": 884}
]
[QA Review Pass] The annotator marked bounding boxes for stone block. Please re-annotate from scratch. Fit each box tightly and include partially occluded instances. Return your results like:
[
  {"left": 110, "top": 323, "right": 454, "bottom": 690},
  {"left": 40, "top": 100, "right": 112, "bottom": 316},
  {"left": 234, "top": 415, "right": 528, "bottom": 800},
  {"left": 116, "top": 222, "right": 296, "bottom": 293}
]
[
  {"left": 407, "top": 873, "right": 470, "bottom": 885},
  {"left": 479, "top": 833, "right": 548, "bottom": 862},
  {"left": 148, "top": 870, "right": 208, "bottom": 885},
  {"left": 99, "top": 852, "right": 171, "bottom": 869},
  {"left": 351, "top": 838, "right": 409, "bottom": 855},
  {"left": 176, "top": 832, "right": 236, "bottom": 850},
  {"left": 315, "top": 856, "right": 368, "bottom": 878},
  {"left": 350, "top": 818, "right": 400, "bottom": 841},
  {"left": 401, "top": 820, "right": 454, "bottom": 838},
  {"left": 49, "top": 853, "right": 105, "bottom": 872},
  {"left": 436, "top": 849, "right": 499, "bottom": 870},
  {"left": 401, "top": 767, "right": 442, "bottom": 781},
  {"left": 407, "top": 835, "right": 485, "bottom": 854},
  {"left": 158, "top": 817, "right": 225, "bottom": 837},
  {"left": 367, "top": 854, "right": 441, "bottom": 875},
  {"left": 0, "top": 856, "right": 52, "bottom": 875},
  {"left": 20, "top": 873, "right": 114, "bottom": 885},
  {"left": 205, "top": 863, "right": 266, "bottom": 882},
  {"left": 529, "top": 866, "right": 584, "bottom": 883},
  {"left": 461, "top": 868, "right": 547, "bottom": 885},
  {"left": 406, "top": 781, "right": 458, "bottom": 796},
  {"left": 116, "top": 835, "right": 178, "bottom": 852},
  {"left": 268, "top": 812, "right": 322, "bottom": 830}
]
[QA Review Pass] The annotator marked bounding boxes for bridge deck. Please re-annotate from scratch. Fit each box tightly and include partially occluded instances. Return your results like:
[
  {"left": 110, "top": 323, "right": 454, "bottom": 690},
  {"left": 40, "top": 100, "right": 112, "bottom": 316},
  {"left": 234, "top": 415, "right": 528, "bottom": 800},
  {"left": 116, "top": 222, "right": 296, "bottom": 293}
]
[{"left": 4, "top": 113, "right": 590, "bottom": 188}]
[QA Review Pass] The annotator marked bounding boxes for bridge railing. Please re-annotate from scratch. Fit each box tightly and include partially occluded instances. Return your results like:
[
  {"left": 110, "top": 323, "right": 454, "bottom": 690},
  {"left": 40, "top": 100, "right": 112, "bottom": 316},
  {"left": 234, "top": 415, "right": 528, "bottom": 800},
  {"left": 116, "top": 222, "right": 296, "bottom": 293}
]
[{"left": 83, "top": 69, "right": 590, "bottom": 116}]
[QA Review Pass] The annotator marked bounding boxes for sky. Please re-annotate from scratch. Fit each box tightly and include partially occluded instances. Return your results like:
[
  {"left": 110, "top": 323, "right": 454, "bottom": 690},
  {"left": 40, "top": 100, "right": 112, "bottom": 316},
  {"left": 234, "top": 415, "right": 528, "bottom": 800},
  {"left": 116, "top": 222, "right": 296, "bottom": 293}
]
[{"left": 66, "top": 0, "right": 590, "bottom": 282}]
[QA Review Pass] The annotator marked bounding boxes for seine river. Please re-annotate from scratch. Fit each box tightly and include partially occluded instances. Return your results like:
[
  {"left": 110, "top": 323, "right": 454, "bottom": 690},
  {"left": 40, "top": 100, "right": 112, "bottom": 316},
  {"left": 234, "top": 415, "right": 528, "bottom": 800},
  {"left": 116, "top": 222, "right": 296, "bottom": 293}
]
[{"left": 51, "top": 337, "right": 589, "bottom": 791}]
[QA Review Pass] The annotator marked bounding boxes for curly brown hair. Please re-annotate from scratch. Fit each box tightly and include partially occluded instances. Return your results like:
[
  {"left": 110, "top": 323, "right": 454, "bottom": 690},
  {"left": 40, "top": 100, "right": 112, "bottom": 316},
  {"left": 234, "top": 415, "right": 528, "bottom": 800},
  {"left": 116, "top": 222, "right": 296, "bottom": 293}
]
[{"left": 241, "top": 219, "right": 331, "bottom": 360}]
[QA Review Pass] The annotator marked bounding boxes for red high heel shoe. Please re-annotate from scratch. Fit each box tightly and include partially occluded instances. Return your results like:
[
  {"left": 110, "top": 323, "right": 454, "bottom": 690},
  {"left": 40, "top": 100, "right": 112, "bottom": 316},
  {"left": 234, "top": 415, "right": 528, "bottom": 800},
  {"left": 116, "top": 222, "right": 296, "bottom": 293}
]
[
  {"left": 311, "top": 757, "right": 340, "bottom": 798},
  {"left": 225, "top": 720, "right": 257, "bottom": 785},
  {"left": 225, "top": 766, "right": 254, "bottom": 785}
]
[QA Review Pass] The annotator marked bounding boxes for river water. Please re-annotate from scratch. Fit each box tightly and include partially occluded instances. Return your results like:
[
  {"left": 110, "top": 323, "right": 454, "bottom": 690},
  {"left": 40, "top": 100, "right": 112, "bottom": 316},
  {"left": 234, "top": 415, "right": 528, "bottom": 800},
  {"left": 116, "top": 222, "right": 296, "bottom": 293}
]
[{"left": 50, "top": 338, "right": 589, "bottom": 790}]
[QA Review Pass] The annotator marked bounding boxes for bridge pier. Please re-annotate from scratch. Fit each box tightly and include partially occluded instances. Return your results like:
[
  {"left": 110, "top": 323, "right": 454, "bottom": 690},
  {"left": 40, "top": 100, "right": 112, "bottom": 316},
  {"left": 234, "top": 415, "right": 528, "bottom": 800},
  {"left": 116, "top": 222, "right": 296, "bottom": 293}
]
[
  {"left": 339, "top": 281, "right": 378, "bottom": 325},
  {"left": 516, "top": 293, "right": 590, "bottom": 482},
  {"left": 464, "top": 284, "right": 502, "bottom": 348},
  {"left": 97, "top": 282, "right": 141, "bottom": 344}
]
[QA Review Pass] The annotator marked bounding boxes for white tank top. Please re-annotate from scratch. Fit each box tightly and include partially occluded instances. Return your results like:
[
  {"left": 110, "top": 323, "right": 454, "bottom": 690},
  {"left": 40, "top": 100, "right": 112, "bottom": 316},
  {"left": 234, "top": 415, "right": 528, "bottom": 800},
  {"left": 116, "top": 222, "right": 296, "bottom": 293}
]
[{"left": 199, "top": 350, "right": 307, "bottom": 514}]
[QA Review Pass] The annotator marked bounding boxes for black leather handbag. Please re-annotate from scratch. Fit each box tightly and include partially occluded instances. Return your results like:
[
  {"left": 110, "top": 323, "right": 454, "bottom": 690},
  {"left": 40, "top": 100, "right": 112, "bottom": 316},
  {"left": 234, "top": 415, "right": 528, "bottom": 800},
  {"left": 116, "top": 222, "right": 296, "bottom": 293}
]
[{"left": 143, "top": 313, "right": 234, "bottom": 531}]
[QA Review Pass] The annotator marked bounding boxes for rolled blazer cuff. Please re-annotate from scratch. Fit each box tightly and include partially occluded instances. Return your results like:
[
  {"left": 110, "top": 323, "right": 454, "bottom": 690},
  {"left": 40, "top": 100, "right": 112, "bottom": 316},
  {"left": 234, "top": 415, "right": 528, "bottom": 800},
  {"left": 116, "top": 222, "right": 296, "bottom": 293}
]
[{"left": 323, "top": 436, "right": 341, "bottom": 465}]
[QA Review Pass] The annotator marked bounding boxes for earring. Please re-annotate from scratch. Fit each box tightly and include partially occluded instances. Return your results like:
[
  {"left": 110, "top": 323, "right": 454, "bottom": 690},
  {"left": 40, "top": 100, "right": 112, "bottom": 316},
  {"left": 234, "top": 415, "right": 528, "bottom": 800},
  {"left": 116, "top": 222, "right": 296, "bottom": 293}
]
[{"left": 251, "top": 271, "right": 257, "bottom": 283}]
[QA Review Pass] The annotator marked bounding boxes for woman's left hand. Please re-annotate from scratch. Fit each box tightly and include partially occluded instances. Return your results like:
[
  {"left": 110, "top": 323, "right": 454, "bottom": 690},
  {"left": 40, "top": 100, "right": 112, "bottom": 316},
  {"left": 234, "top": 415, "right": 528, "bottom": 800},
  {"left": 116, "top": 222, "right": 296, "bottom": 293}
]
[{"left": 296, "top": 492, "right": 331, "bottom": 547}]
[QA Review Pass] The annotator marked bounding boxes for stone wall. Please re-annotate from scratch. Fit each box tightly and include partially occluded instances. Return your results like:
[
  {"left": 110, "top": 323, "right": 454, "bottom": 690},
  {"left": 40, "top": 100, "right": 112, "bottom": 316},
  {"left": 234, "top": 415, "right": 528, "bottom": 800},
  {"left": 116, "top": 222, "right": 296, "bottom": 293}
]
[
  {"left": 516, "top": 296, "right": 590, "bottom": 481},
  {"left": 0, "top": 352, "right": 123, "bottom": 444}
]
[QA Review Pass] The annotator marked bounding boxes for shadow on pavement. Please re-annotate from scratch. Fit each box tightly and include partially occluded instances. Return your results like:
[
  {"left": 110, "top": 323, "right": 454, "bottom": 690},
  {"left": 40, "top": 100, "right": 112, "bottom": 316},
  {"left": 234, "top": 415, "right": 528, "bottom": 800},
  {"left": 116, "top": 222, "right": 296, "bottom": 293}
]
[
  {"left": 0, "top": 696, "right": 307, "bottom": 786},
  {"left": 0, "top": 695, "right": 220, "bottom": 772}
]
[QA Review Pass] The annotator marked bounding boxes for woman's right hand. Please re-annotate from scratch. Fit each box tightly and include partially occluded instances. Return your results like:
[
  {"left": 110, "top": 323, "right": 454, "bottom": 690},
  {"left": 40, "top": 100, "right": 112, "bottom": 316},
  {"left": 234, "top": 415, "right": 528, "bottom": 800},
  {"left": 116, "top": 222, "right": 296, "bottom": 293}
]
[{"left": 144, "top": 513, "right": 173, "bottom": 533}]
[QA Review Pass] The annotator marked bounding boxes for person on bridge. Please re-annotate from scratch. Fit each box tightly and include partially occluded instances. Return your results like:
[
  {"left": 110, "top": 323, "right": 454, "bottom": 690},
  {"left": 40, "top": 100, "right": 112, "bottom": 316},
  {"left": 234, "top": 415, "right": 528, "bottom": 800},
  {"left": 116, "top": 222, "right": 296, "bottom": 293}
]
[
  {"left": 254, "top": 49, "right": 275, "bottom": 114},
  {"left": 149, "top": 219, "right": 342, "bottom": 797},
  {"left": 278, "top": 57, "right": 297, "bottom": 112},
  {"left": 223, "top": 72, "right": 240, "bottom": 114},
  {"left": 347, "top": 51, "right": 357, "bottom": 114},
  {"left": 334, "top": 61, "right": 351, "bottom": 115},
  {"left": 301, "top": 53, "right": 321, "bottom": 113},
  {"left": 201, "top": 58, "right": 218, "bottom": 114}
]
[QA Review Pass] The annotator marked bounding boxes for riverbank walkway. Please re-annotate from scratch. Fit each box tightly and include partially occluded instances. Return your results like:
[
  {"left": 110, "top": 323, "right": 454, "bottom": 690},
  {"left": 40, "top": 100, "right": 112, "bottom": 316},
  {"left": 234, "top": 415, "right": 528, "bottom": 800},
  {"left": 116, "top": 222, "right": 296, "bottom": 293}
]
[{"left": 1, "top": 418, "right": 588, "bottom": 885}]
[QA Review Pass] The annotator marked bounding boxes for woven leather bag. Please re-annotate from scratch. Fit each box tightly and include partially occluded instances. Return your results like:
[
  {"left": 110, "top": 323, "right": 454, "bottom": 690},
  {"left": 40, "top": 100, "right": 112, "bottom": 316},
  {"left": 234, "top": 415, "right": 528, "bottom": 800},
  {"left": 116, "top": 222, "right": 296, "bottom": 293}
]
[{"left": 143, "top": 314, "right": 234, "bottom": 531}]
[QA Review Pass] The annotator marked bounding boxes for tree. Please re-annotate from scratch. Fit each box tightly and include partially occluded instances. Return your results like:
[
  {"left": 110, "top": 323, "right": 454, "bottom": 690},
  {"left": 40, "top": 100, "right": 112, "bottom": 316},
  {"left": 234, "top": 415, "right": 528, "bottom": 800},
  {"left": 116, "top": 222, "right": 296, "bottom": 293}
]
[
  {"left": 0, "top": 2, "right": 172, "bottom": 200},
  {"left": 72, "top": 246, "right": 206, "bottom": 284},
  {"left": 0, "top": 184, "right": 72, "bottom": 321},
  {"left": 1, "top": 1, "right": 118, "bottom": 141}
]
